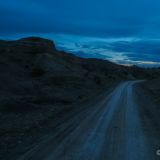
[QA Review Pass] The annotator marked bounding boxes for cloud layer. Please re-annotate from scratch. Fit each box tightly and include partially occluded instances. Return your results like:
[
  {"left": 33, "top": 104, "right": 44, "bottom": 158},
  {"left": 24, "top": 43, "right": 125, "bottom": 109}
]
[
  {"left": 1, "top": 0, "right": 160, "bottom": 38},
  {"left": 50, "top": 34, "right": 160, "bottom": 67}
]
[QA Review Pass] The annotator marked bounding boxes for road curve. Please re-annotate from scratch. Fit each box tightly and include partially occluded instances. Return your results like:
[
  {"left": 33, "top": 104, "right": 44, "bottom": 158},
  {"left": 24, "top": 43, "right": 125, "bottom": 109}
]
[{"left": 19, "top": 81, "right": 152, "bottom": 160}]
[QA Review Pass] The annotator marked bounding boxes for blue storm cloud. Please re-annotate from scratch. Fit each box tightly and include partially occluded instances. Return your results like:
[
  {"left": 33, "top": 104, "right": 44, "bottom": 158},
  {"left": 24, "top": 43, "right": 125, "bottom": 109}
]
[{"left": 1, "top": 0, "right": 160, "bottom": 38}]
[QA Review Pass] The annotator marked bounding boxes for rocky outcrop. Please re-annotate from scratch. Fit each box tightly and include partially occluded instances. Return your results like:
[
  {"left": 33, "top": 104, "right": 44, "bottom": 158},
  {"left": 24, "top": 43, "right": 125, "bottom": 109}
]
[{"left": 0, "top": 37, "right": 55, "bottom": 54}]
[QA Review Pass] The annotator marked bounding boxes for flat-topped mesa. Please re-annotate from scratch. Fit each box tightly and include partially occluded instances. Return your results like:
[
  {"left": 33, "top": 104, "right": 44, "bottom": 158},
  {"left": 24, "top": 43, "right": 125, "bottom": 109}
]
[{"left": 0, "top": 37, "right": 56, "bottom": 54}]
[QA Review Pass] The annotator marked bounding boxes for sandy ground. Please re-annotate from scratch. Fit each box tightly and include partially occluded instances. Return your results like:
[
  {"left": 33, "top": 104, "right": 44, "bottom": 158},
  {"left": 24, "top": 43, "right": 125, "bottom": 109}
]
[{"left": 16, "top": 81, "right": 159, "bottom": 160}]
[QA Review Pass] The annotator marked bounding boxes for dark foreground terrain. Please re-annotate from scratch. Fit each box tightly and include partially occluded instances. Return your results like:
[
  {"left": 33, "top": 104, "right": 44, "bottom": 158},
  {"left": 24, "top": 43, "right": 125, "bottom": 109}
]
[{"left": 0, "top": 37, "right": 160, "bottom": 159}]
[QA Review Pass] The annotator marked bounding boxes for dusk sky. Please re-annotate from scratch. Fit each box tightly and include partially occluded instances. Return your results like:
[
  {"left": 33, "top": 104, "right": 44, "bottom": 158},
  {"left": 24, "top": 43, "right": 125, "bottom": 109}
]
[{"left": 1, "top": 0, "right": 160, "bottom": 67}]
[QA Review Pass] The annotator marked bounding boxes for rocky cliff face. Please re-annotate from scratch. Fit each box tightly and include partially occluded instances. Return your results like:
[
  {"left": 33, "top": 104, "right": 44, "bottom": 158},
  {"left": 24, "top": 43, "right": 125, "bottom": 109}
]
[{"left": 0, "top": 37, "right": 55, "bottom": 54}]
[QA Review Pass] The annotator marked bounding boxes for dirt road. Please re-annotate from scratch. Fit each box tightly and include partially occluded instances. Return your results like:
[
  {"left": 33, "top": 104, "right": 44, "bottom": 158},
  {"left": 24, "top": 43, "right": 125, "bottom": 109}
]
[{"left": 19, "top": 81, "right": 155, "bottom": 160}]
